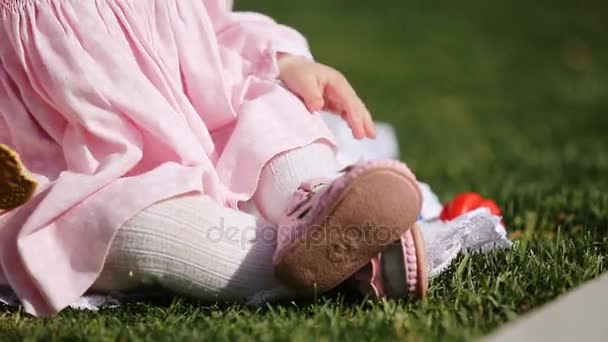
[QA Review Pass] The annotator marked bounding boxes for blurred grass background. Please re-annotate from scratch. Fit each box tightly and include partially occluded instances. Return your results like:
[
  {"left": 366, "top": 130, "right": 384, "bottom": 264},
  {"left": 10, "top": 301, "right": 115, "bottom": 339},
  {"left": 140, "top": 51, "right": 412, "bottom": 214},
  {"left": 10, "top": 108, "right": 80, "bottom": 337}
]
[
  {"left": 1, "top": 0, "right": 607, "bottom": 340},
  {"left": 241, "top": 0, "right": 608, "bottom": 196}
]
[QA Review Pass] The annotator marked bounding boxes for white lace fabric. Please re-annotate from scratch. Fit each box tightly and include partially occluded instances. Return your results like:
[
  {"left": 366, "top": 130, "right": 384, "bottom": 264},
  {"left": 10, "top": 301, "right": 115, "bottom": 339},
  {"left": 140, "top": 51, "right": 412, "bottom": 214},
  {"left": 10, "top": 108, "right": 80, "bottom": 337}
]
[{"left": 419, "top": 208, "right": 512, "bottom": 278}]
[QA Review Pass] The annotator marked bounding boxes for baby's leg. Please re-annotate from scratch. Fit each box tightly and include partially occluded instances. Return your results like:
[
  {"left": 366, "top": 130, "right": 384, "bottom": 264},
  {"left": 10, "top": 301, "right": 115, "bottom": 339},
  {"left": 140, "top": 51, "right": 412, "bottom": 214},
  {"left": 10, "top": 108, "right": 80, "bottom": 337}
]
[
  {"left": 253, "top": 141, "right": 422, "bottom": 293},
  {"left": 253, "top": 141, "right": 341, "bottom": 224},
  {"left": 92, "top": 194, "right": 296, "bottom": 301}
]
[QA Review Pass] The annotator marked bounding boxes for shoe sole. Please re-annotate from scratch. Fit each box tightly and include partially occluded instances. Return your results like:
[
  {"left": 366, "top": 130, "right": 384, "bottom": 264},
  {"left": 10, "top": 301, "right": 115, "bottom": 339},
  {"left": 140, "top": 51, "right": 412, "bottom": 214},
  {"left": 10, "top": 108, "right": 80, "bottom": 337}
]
[{"left": 274, "top": 166, "right": 421, "bottom": 292}]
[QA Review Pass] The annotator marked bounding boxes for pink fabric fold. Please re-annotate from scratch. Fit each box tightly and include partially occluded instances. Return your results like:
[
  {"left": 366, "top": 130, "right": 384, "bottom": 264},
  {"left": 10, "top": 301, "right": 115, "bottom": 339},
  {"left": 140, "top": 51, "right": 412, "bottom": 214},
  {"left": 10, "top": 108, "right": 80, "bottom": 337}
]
[{"left": 0, "top": 0, "right": 334, "bottom": 316}]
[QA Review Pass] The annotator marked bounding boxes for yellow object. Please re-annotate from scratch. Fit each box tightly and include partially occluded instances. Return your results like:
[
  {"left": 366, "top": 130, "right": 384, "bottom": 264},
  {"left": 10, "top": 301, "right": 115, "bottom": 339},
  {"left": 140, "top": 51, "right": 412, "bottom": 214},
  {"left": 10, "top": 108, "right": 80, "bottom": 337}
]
[{"left": 0, "top": 144, "right": 38, "bottom": 212}]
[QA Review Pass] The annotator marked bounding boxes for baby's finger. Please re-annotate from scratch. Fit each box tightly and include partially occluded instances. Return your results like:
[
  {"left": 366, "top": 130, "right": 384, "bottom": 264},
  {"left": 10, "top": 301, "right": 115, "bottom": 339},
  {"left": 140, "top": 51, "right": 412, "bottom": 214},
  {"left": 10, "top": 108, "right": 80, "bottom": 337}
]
[
  {"left": 349, "top": 95, "right": 375, "bottom": 139},
  {"left": 348, "top": 97, "right": 375, "bottom": 139},
  {"left": 325, "top": 75, "right": 368, "bottom": 139},
  {"left": 291, "top": 75, "right": 325, "bottom": 112},
  {"left": 360, "top": 103, "right": 376, "bottom": 139},
  {"left": 324, "top": 86, "right": 364, "bottom": 139},
  {"left": 346, "top": 108, "right": 366, "bottom": 139}
]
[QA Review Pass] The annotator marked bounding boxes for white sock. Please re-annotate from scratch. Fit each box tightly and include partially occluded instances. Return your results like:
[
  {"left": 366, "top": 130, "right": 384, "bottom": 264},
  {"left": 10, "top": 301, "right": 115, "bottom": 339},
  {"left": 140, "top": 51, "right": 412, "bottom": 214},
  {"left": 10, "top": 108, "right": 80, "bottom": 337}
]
[
  {"left": 92, "top": 194, "right": 297, "bottom": 302},
  {"left": 253, "top": 142, "right": 341, "bottom": 224}
]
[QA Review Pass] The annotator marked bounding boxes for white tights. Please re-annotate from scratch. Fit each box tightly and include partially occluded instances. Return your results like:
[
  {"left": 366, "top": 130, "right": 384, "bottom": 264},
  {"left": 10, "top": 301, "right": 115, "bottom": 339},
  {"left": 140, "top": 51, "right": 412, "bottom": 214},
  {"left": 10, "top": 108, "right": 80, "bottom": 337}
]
[{"left": 92, "top": 142, "right": 341, "bottom": 301}]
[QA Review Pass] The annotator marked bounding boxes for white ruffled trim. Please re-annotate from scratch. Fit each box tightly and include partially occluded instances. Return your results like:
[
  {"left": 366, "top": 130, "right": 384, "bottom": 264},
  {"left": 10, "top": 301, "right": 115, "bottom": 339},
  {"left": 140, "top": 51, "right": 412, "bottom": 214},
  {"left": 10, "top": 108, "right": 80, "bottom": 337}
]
[{"left": 419, "top": 208, "right": 513, "bottom": 278}]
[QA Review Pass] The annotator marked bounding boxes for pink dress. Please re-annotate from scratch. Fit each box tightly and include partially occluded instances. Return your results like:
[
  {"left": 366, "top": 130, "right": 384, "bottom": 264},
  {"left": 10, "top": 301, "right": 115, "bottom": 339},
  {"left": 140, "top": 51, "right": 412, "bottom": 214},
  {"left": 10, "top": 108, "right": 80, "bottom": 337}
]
[{"left": 0, "top": 0, "right": 334, "bottom": 316}]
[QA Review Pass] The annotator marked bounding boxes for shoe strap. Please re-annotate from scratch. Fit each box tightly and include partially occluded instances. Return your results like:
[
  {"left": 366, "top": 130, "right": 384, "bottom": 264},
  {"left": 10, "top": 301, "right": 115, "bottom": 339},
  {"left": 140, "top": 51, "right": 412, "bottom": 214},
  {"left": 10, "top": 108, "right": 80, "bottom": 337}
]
[{"left": 354, "top": 230, "right": 420, "bottom": 299}]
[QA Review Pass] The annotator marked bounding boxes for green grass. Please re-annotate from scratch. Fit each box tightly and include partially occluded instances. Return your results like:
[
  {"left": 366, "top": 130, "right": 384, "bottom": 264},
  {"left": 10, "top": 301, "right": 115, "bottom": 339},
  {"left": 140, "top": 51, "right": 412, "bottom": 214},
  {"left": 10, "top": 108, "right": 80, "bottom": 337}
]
[{"left": 2, "top": 0, "right": 608, "bottom": 340}]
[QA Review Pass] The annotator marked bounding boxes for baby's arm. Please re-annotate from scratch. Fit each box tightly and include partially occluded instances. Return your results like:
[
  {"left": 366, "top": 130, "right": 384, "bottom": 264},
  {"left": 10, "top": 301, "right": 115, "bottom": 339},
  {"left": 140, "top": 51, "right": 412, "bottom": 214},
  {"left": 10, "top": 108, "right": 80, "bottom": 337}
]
[
  {"left": 277, "top": 55, "right": 376, "bottom": 139},
  {"left": 205, "top": 0, "right": 312, "bottom": 67},
  {"left": 206, "top": 1, "right": 375, "bottom": 139}
]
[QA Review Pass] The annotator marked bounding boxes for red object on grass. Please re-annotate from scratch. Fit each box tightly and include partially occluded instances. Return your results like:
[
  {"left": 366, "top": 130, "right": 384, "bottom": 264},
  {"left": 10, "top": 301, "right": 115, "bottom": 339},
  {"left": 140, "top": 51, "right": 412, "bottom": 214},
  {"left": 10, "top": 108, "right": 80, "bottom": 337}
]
[{"left": 440, "top": 192, "right": 502, "bottom": 221}]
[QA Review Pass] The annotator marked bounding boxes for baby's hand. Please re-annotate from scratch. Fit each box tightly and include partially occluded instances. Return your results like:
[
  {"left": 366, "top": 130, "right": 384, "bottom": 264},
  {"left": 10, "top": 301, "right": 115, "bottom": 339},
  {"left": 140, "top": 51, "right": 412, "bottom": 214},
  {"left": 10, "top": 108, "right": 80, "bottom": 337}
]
[{"left": 277, "top": 54, "right": 376, "bottom": 139}]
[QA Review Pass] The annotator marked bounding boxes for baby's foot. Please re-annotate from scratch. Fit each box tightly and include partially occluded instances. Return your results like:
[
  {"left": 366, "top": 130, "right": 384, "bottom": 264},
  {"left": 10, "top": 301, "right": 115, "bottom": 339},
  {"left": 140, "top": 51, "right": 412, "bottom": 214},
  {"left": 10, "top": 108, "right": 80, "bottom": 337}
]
[
  {"left": 0, "top": 144, "right": 37, "bottom": 214},
  {"left": 350, "top": 224, "right": 428, "bottom": 300},
  {"left": 272, "top": 159, "right": 422, "bottom": 293}
]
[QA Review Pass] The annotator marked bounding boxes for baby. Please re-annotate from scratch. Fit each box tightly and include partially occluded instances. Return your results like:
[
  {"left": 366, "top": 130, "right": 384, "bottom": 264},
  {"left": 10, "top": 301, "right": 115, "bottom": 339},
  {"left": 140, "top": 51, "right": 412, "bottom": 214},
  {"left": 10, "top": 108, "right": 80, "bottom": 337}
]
[{"left": 0, "top": 0, "right": 426, "bottom": 316}]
